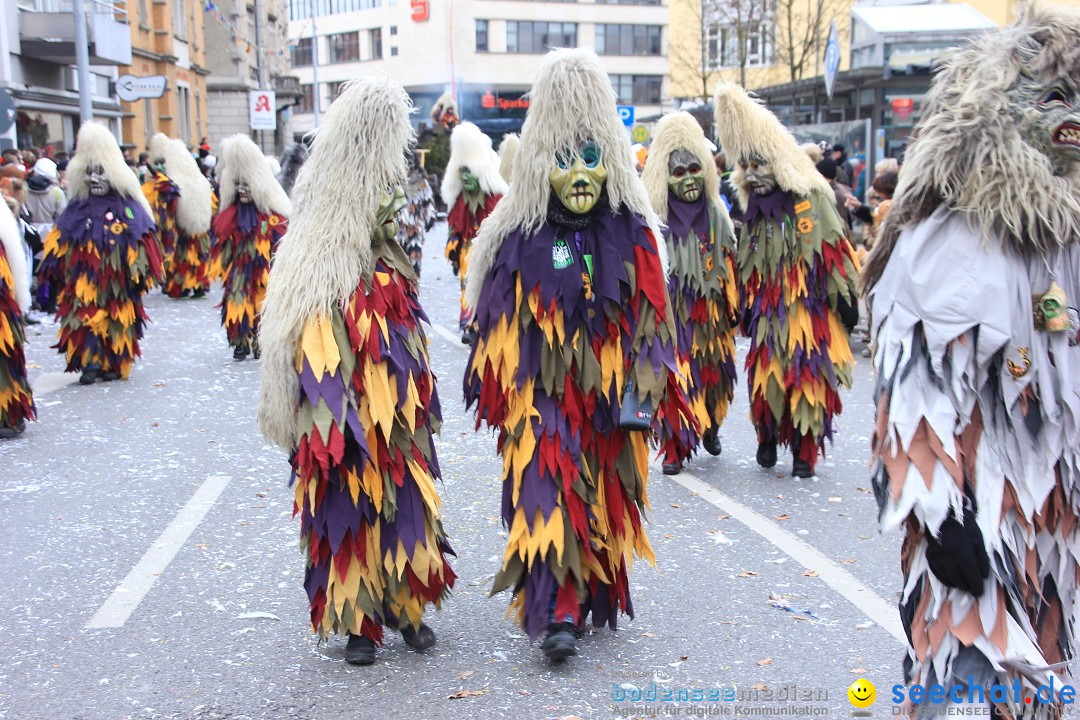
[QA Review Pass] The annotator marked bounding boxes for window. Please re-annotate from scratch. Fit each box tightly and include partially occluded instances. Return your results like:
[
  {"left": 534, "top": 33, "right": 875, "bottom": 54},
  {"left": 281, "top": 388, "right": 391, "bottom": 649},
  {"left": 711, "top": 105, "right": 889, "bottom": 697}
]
[
  {"left": 506, "top": 22, "right": 576, "bottom": 54},
  {"left": 475, "top": 19, "right": 488, "bottom": 52},
  {"left": 368, "top": 28, "right": 382, "bottom": 60},
  {"left": 292, "top": 37, "right": 313, "bottom": 67},
  {"left": 390, "top": 46, "right": 398, "bottom": 56},
  {"left": 297, "top": 84, "right": 315, "bottom": 113},
  {"left": 177, "top": 85, "right": 191, "bottom": 143},
  {"left": 173, "top": 0, "right": 188, "bottom": 39},
  {"left": 610, "top": 74, "right": 662, "bottom": 104},
  {"left": 595, "top": 24, "right": 661, "bottom": 55},
  {"left": 248, "top": 6, "right": 257, "bottom": 41},
  {"left": 328, "top": 31, "right": 359, "bottom": 63},
  {"left": 137, "top": 0, "right": 148, "bottom": 27},
  {"left": 249, "top": 65, "right": 260, "bottom": 81},
  {"left": 287, "top": 0, "right": 383, "bottom": 21},
  {"left": 706, "top": 22, "right": 772, "bottom": 69},
  {"left": 390, "top": 25, "right": 397, "bottom": 35},
  {"left": 328, "top": 81, "right": 347, "bottom": 100},
  {"left": 195, "top": 89, "right": 202, "bottom": 139}
]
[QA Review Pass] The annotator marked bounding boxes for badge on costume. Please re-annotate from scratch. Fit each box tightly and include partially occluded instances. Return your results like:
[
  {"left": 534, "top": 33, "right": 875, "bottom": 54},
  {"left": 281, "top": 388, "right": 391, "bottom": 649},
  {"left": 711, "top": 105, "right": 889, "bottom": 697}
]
[
  {"left": 552, "top": 237, "right": 574, "bottom": 269},
  {"left": 1032, "top": 281, "right": 1074, "bottom": 333}
]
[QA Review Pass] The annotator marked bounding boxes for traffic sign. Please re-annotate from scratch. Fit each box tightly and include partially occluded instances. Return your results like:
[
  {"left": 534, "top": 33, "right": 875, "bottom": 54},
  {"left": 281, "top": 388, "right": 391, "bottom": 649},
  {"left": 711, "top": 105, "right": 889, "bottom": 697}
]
[
  {"left": 250, "top": 90, "right": 277, "bottom": 131},
  {"left": 616, "top": 105, "right": 635, "bottom": 127},
  {"left": 823, "top": 21, "right": 841, "bottom": 101},
  {"left": 631, "top": 125, "right": 650, "bottom": 143},
  {"left": 0, "top": 88, "right": 14, "bottom": 135},
  {"left": 116, "top": 74, "right": 168, "bottom": 102}
]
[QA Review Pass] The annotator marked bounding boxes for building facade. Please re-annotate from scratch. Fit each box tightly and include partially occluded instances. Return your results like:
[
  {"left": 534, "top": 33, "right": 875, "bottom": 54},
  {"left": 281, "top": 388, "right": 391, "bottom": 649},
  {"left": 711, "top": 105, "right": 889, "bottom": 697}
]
[
  {"left": 119, "top": 0, "right": 211, "bottom": 152},
  {"left": 0, "top": 0, "right": 133, "bottom": 152},
  {"left": 205, "top": 0, "right": 300, "bottom": 154},
  {"left": 286, "top": 0, "right": 670, "bottom": 139}
]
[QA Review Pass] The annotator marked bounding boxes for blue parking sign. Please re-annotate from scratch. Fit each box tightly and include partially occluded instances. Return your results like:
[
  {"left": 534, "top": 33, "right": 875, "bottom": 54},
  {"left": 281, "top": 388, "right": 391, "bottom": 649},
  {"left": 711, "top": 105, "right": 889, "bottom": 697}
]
[{"left": 617, "top": 105, "right": 635, "bottom": 127}]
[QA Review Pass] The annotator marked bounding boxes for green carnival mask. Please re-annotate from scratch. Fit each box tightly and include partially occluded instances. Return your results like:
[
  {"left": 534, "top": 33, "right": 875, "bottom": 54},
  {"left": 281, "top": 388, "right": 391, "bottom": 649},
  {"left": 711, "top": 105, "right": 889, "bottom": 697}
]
[
  {"left": 460, "top": 167, "right": 480, "bottom": 195},
  {"left": 740, "top": 153, "right": 777, "bottom": 195},
  {"left": 549, "top": 141, "right": 607, "bottom": 214},
  {"left": 668, "top": 148, "right": 705, "bottom": 202},
  {"left": 375, "top": 187, "right": 406, "bottom": 241}
]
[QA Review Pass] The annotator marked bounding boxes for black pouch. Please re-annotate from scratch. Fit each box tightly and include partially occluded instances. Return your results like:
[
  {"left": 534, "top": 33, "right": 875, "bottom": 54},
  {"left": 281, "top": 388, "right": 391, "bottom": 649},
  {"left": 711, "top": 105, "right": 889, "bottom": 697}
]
[{"left": 619, "top": 375, "right": 653, "bottom": 431}]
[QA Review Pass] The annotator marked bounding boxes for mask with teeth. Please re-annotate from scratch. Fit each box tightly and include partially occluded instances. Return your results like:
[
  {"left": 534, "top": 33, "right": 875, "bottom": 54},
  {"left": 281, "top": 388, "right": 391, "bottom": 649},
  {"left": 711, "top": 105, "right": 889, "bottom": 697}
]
[
  {"left": 549, "top": 141, "right": 607, "bottom": 214},
  {"left": 460, "top": 167, "right": 480, "bottom": 195},
  {"left": 739, "top": 153, "right": 777, "bottom": 195},
  {"left": 1008, "top": 73, "right": 1080, "bottom": 175},
  {"left": 86, "top": 162, "right": 111, "bottom": 196},
  {"left": 374, "top": 186, "right": 406, "bottom": 242},
  {"left": 236, "top": 180, "right": 252, "bottom": 204},
  {"left": 667, "top": 148, "right": 706, "bottom": 202}
]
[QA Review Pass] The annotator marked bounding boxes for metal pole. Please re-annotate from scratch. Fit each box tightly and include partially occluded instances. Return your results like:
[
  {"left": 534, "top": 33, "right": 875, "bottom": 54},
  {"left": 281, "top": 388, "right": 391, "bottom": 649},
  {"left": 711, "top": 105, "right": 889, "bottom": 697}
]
[
  {"left": 254, "top": 0, "right": 267, "bottom": 150},
  {"left": 73, "top": 0, "right": 93, "bottom": 124},
  {"left": 310, "top": 0, "right": 320, "bottom": 129}
]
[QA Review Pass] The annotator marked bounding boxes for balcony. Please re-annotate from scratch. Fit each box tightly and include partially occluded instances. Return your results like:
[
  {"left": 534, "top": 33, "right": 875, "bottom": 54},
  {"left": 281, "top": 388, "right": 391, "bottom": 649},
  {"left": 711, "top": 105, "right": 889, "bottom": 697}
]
[
  {"left": 274, "top": 74, "right": 302, "bottom": 110},
  {"left": 19, "top": 0, "right": 133, "bottom": 66}
]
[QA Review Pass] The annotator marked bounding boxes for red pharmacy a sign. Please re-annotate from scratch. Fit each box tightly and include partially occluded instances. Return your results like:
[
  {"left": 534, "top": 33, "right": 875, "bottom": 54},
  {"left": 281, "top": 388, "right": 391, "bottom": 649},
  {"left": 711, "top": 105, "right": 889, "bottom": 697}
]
[
  {"left": 891, "top": 97, "right": 914, "bottom": 119},
  {"left": 411, "top": 0, "right": 428, "bottom": 21}
]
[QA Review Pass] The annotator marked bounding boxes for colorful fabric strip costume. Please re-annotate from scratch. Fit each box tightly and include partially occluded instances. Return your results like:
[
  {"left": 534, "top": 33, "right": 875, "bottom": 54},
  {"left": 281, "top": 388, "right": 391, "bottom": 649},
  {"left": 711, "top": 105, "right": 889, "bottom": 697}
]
[
  {"left": 0, "top": 204, "right": 34, "bottom": 435},
  {"left": 258, "top": 77, "right": 455, "bottom": 664},
  {"left": 865, "top": 9, "right": 1080, "bottom": 713}
]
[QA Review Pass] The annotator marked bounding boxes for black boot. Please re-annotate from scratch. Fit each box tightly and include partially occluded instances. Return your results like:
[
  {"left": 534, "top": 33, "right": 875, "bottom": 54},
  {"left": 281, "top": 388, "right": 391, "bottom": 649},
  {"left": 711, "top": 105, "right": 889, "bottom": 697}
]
[
  {"left": 233, "top": 343, "right": 250, "bottom": 361},
  {"left": 662, "top": 461, "right": 682, "bottom": 475},
  {"left": 192, "top": 288, "right": 206, "bottom": 299},
  {"left": 0, "top": 420, "right": 26, "bottom": 439},
  {"left": 79, "top": 365, "right": 101, "bottom": 385},
  {"left": 344, "top": 633, "right": 376, "bottom": 665},
  {"left": 100, "top": 369, "right": 119, "bottom": 381},
  {"left": 400, "top": 623, "right": 437, "bottom": 651},
  {"left": 756, "top": 441, "right": 777, "bottom": 468},
  {"left": 461, "top": 327, "right": 477, "bottom": 345},
  {"left": 179, "top": 289, "right": 191, "bottom": 298},
  {"left": 703, "top": 426, "right": 722, "bottom": 456},
  {"left": 541, "top": 622, "right": 579, "bottom": 662},
  {"left": 791, "top": 458, "right": 814, "bottom": 479},
  {"left": 251, "top": 338, "right": 261, "bottom": 360}
]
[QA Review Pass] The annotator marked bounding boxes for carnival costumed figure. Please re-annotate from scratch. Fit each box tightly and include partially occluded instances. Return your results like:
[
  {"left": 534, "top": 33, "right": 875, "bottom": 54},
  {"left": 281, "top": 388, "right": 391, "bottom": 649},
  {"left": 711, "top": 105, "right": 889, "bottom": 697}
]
[
  {"left": 865, "top": 9, "right": 1080, "bottom": 714},
  {"left": 141, "top": 133, "right": 178, "bottom": 275},
  {"left": 464, "top": 49, "right": 678, "bottom": 662},
  {"left": 258, "top": 77, "right": 456, "bottom": 667},
  {"left": 0, "top": 201, "right": 34, "bottom": 439},
  {"left": 430, "top": 91, "right": 459, "bottom": 131},
  {"left": 161, "top": 138, "right": 216, "bottom": 298},
  {"left": 713, "top": 83, "right": 860, "bottom": 479},
  {"left": 395, "top": 154, "right": 437, "bottom": 279},
  {"left": 641, "top": 112, "right": 739, "bottom": 474},
  {"left": 498, "top": 133, "right": 519, "bottom": 184},
  {"left": 40, "top": 123, "right": 164, "bottom": 385},
  {"left": 442, "top": 122, "right": 507, "bottom": 343},
  {"left": 276, "top": 142, "right": 309, "bottom": 198},
  {"left": 210, "top": 134, "right": 291, "bottom": 360}
]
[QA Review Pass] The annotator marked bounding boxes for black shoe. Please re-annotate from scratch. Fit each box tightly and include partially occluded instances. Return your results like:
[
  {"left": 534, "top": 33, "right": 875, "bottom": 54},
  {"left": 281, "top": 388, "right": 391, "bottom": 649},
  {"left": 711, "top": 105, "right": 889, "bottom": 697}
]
[
  {"left": 252, "top": 339, "right": 261, "bottom": 360},
  {"left": 344, "top": 633, "right": 376, "bottom": 665},
  {"left": 792, "top": 458, "right": 814, "bottom": 478},
  {"left": 233, "top": 344, "right": 250, "bottom": 361},
  {"left": 541, "top": 622, "right": 579, "bottom": 662},
  {"left": 0, "top": 420, "right": 26, "bottom": 439},
  {"left": 79, "top": 366, "right": 101, "bottom": 385},
  {"left": 461, "top": 328, "right": 477, "bottom": 345},
  {"left": 662, "top": 461, "right": 682, "bottom": 475},
  {"left": 179, "top": 289, "right": 191, "bottom": 298},
  {"left": 192, "top": 288, "right": 206, "bottom": 299},
  {"left": 703, "top": 426, "right": 722, "bottom": 456},
  {"left": 400, "top": 623, "right": 437, "bottom": 651},
  {"left": 100, "top": 370, "right": 119, "bottom": 381},
  {"left": 756, "top": 441, "right": 777, "bottom": 468}
]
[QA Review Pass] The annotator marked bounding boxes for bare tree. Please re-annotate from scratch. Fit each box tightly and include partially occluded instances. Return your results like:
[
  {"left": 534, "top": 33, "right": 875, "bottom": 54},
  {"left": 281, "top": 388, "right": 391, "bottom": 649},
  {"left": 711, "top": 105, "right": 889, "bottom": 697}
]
[
  {"left": 668, "top": 0, "right": 774, "bottom": 103},
  {"left": 770, "top": 0, "right": 849, "bottom": 84}
]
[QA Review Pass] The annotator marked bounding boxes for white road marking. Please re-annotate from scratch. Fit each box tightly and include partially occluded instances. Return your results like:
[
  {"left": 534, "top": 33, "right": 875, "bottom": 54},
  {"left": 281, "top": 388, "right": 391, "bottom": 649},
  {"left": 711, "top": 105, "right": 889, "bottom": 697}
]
[
  {"left": 33, "top": 371, "right": 77, "bottom": 396},
  {"left": 658, "top": 464, "right": 906, "bottom": 644},
  {"left": 86, "top": 474, "right": 233, "bottom": 629},
  {"left": 430, "top": 322, "right": 468, "bottom": 350}
]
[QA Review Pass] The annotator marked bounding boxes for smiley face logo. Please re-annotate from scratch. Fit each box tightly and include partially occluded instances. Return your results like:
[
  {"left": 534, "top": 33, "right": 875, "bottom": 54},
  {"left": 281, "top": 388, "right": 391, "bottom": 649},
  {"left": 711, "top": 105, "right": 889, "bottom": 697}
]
[{"left": 848, "top": 678, "right": 876, "bottom": 708}]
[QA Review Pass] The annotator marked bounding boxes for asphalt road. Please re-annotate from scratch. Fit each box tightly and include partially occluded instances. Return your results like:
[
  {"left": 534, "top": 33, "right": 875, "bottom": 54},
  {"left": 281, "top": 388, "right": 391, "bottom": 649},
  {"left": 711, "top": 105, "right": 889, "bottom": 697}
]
[{"left": 0, "top": 222, "right": 906, "bottom": 720}]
